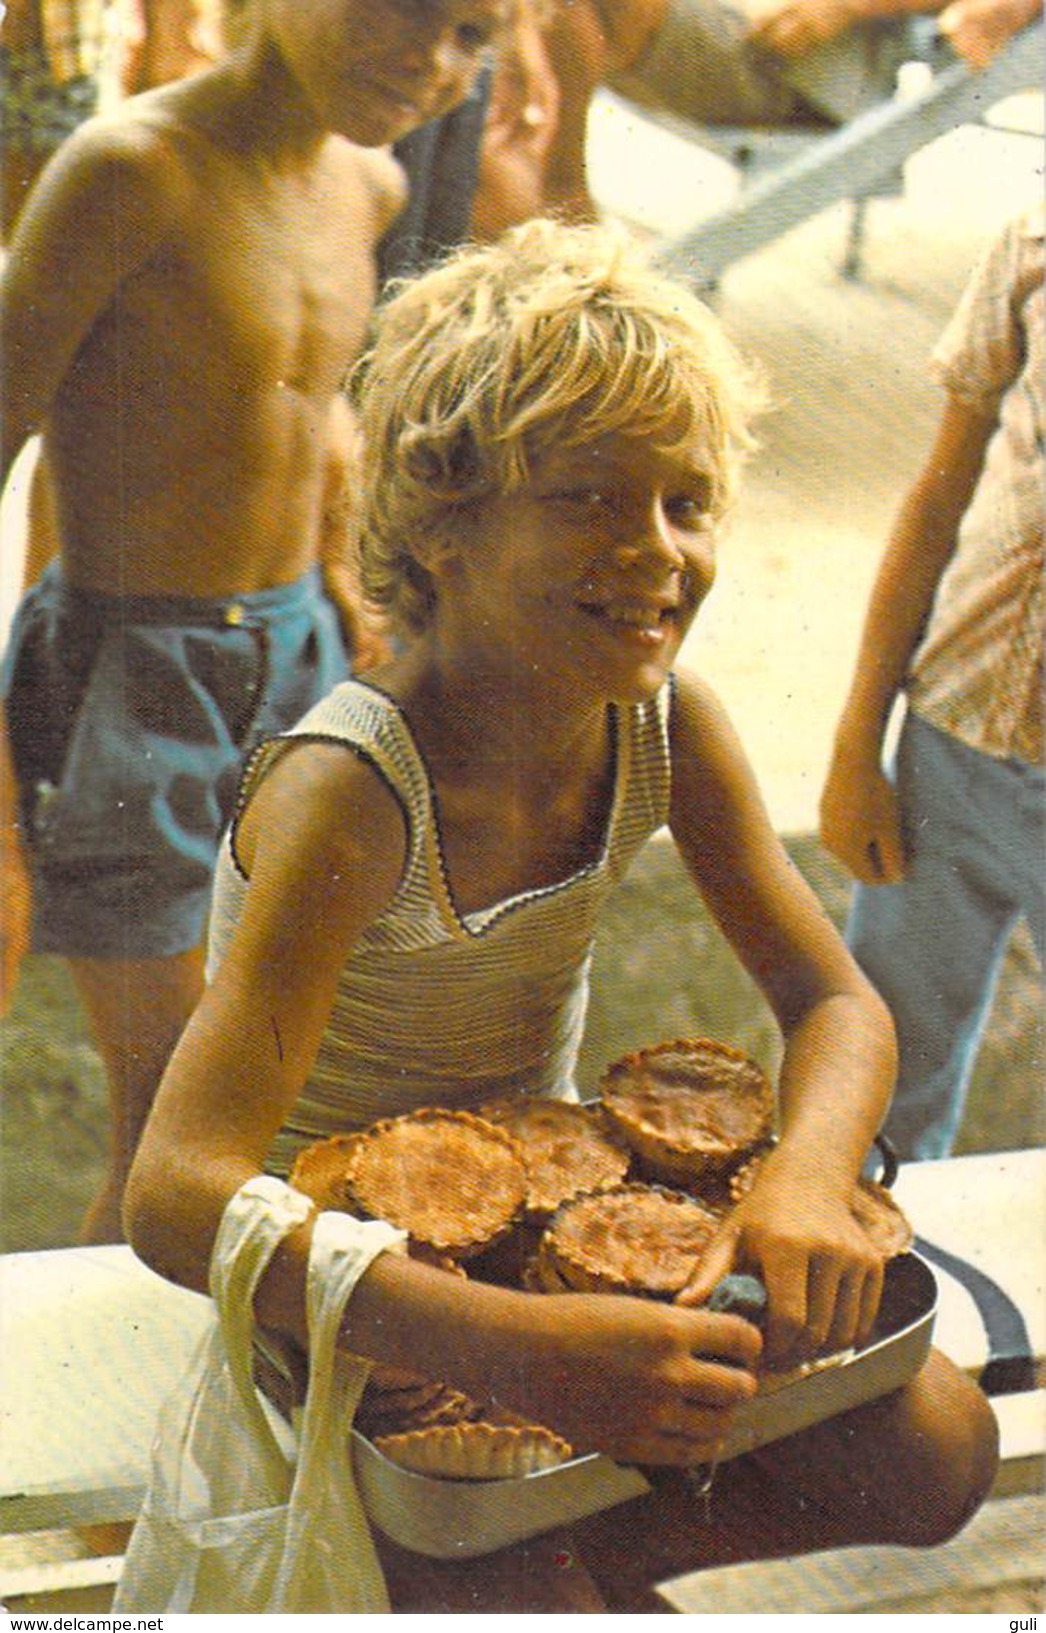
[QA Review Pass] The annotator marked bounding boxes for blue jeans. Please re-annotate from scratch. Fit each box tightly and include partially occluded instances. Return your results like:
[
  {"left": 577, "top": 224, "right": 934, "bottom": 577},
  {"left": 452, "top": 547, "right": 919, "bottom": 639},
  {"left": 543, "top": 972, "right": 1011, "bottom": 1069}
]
[
  {"left": 3, "top": 563, "right": 349, "bottom": 958},
  {"left": 847, "top": 711, "right": 1045, "bottom": 1162}
]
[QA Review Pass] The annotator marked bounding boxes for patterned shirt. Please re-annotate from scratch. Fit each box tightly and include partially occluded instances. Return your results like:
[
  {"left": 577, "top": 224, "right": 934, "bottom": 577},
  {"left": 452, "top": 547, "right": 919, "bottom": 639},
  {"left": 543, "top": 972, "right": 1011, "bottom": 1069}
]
[
  {"left": 207, "top": 677, "right": 673, "bottom": 1178},
  {"left": 907, "top": 205, "right": 1044, "bottom": 767}
]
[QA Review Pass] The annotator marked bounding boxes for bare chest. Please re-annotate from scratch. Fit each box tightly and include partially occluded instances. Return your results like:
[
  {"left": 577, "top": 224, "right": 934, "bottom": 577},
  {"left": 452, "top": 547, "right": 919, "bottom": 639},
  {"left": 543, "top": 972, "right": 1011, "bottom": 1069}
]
[{"left": 93, "top": 147, "right": 387, "bottom": 401}]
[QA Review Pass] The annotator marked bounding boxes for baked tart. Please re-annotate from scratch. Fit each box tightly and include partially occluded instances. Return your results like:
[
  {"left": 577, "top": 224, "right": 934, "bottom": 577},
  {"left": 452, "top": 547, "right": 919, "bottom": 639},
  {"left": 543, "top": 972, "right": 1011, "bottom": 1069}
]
[
  {"left": 372, "top": 1421, "right": 573, "bottom": 1480},
  {"left": 599, "top": 1038, "right": 774, "bottom": 1185},
  {"left": 344, "top": 1107, "right": 528, "bottom": 1255},
  {"left": 729, "top": 1152, "right": 914, "bottom": 1258},
  {"left": 539, "top": 1182, "right": 721, "bottom": 1298},
  {"left": 288, "top": 1133, "right": 367, "bottom": 1212},
  {"left": 479, "top": 1096, "right": 631, "bottom": 1218},
  {"left": 357, "top": 1377, "right": 483, "bottom": 1440}
]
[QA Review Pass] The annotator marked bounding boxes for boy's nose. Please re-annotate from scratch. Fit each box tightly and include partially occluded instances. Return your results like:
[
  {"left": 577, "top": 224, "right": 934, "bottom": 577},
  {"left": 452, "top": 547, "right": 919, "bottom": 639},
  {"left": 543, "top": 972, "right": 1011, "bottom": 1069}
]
[
  {"left": 395, "top": 23, "right": 466, "bottom": 83},
  {"left": 613, "top": 517, "right": 687, "bottom": 576}
]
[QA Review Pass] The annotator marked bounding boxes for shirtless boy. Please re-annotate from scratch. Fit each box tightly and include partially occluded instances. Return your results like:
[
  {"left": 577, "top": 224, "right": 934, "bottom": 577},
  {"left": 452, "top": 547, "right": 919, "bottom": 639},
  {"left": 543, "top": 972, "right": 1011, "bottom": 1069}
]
[{"left": 0, "top": 0, "right": 508, "bottom": 1242}]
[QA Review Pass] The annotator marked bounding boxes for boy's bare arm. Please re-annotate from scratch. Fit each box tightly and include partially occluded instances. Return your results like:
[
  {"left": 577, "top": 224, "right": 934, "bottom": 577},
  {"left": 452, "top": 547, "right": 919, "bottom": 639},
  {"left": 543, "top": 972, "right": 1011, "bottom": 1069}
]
[
  {"left": 317, "top": 395, "right": 392, "bottom": 671},
  {"left": 123, "top": 740, "right": 411, "bottom": 1285},
  {"left": 667, "top": 669, "right": 896, "bottom": 1361},
  {"left": 937, "top": 0, "right": 1040, "bottom": 65},
  {"left": 124, "top": 737, "right": 760, "bottom": 1466},
  {"left": 819, "top": 391, "right": 996, "bottom": 882},
  {"left": 0, "top": 120, "right": 175, "bottom": 502},
  {"left": 0, "top": 711, "right": 32, "bottom": 1015},
  {"left": 539, "top": 2, "right": 612, "bottom": 219}
]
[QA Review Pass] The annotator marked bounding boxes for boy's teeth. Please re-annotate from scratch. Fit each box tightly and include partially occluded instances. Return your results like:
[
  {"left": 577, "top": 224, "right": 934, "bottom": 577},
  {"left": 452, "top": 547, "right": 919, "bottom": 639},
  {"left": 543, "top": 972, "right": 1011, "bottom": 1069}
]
[{"left": 604, "top": 601, "right": 665, "bottom": 626}]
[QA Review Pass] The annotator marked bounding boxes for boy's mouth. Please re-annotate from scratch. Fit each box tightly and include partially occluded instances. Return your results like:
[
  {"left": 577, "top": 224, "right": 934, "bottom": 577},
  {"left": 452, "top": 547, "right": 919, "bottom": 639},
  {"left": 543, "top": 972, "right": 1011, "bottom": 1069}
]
[{"left": 578, "top": 596, "right": 679, "bottom": 645}]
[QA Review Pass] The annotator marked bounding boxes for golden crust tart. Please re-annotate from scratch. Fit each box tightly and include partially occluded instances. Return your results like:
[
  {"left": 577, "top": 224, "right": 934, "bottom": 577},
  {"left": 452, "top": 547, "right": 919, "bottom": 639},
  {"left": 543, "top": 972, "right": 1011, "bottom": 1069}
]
[
  {"left": 372, "top": 1421, "right": 573, "bottom": 1481},
  {"left": 357, "top": 1379, "right": 483, "bottom": 1440},
  {"left": 599, "top": 1037, "right": 774, "bottom": 1184},
  {"left": 540, "top": 1182, "right": 721, "bottom": 1298},
  {"left": 344, "top": 1107, "right": 527, "bottom": 1255},
  {"left": 479, "top": 1096, "right": 631, "bottom": 1217},
  {"left": 730, "top": 1153, "right": 914, "bottom": 1258},
  {"left": 288, "top": 1133, "right": 366, "bottom": 1212}
]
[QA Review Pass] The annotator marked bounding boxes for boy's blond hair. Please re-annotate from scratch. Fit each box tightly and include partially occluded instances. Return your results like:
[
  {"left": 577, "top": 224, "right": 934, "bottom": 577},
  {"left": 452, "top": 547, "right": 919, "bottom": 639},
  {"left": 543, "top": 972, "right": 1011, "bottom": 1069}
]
[{"left": 354, "top": 218, "right": 763, "bottom": 635}]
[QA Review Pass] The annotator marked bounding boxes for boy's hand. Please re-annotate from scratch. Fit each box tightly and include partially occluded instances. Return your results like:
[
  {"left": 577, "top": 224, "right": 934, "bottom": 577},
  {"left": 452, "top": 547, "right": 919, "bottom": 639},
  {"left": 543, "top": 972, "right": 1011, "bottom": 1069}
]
[
  {"left": 676, "top": 1154, "right": 884, "bottom": 1368},
  {"left": 0, "top": 822, "right": 32, "bottom": 1015},
  {"left": 820, "top": 751, "right": 907, "bottom": 884},
  {"left": 937, "top": 0, "right": 1038, "bottom": 66},
  {"left": 504, "top": 1291, "right": 761, "bottom": 1466},
  {"left": 745, "top": 0, "right": 858, "bottom": 56}
]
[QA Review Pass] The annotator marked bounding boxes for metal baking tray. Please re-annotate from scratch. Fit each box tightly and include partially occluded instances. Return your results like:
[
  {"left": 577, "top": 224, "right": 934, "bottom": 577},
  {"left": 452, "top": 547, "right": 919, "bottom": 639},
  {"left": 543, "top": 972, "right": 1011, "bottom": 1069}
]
[{"left": 351, "top": 1250, "right": 937, "bottom": 1559}]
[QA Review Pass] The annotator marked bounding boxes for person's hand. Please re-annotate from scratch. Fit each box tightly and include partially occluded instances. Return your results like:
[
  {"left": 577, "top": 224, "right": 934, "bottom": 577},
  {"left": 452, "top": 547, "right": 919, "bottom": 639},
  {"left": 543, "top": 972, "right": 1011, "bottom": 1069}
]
[
  {"left": 0, "top": 820, "right": 31, "bottom": 1016},
  {"left": 508, "top": 1290, "right": 761, "bottom": 1466},
  {"left": 936, "top": 0, "right": 1038, "bottom": 67},
  {"left": 820, "top": 746, "right": 907, "bottom": 884},
  {"left": 745, "top": 0, "right": 858, "bottom": 57},
  {"left": 676, "top": 1147, "right": 885, "bottom": 1367}
]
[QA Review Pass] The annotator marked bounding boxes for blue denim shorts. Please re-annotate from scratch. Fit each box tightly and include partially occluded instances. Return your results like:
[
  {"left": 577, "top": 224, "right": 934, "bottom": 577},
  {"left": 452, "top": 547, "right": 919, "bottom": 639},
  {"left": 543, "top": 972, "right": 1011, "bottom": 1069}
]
[{"left": 2, "top": 564, "right": 349, "bottom": 959}]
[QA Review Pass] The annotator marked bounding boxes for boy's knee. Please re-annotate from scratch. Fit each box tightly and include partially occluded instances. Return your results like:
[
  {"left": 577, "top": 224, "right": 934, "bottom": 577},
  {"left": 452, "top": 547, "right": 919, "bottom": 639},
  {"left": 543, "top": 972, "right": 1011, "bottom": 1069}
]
[{"left": 883, "top": 1353, "right": 999, "bottom": 1547}]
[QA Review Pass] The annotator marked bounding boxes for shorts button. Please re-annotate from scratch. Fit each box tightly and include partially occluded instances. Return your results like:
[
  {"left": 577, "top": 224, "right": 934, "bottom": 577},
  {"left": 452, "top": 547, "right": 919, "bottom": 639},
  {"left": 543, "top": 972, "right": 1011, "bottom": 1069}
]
[{"left": 224, "top": 602, "right": 246, "bottom": 626}]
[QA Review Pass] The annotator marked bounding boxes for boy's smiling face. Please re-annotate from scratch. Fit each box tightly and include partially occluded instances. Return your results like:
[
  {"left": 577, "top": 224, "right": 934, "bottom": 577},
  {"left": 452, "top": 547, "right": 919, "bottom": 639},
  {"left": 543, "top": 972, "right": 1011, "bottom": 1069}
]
[
  {"left": 443, "top": 430, "right": 719, "bottom": 705},
  {"left": 270, "top": 0, "right": 509, "bottom": 145}
]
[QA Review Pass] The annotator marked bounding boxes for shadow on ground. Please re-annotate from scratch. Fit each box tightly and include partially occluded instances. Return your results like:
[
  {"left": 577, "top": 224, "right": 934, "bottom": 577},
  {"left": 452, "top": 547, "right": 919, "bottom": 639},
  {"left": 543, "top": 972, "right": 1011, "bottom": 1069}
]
[{"left": 2, "top": 833, "right": 1042, "bottom": 1253}]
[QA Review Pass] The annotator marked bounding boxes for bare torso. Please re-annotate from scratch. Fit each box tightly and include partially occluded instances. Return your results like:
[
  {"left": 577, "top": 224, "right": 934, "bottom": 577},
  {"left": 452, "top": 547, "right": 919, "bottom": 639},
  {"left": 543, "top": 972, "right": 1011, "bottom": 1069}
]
[{"left": 34, "top": 73, "right": 404, "bottom": 595}]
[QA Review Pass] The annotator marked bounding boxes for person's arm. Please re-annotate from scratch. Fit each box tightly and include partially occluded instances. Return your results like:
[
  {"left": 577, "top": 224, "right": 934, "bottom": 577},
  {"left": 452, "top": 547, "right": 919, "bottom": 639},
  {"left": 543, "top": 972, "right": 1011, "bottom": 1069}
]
[
  {"left": 118, "top": 0, "right": 220, "bottom": 95},
  {"left": 1, "top": 116, "right": 177, "bottom": 510},
  {"left": 470, "top": 0, "right": 561, "bottom": 239},
  {"left": 819, "top": 391, "right": 996, "bottom": 884},
  {"left": 0, "top": 712, "right": 31, "bottom": 1015},
  {"left": 537, "top": 1, "right": 612, "bottom": 220},
  {"left": 125, "top": 738, "right": 762, "bottom": 1465},
  {"left": 745, "top": 0, "right": 935, "bottom": 59},
  {"left": 317, "top": 395, "right": 392, "bottom": 672},
  {"left": 0, "top": 121, "right": 176, "bottom": 1006},
  {"left": 746, "top": 0, "right": 1035, "bottom": 59},
  {"left": 667, "top": 670, "right": 897, "bottom": 1363},
  {"left": 936, "top": 0, "right": 1039, "bottom": 65}
]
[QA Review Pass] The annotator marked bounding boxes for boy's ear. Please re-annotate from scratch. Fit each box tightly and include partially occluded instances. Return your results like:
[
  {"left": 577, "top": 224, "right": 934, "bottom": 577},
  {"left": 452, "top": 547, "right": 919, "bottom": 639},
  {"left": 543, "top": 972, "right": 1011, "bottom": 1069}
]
[{"left": 408, "top": 536, "right": 463, "bottom": 577}]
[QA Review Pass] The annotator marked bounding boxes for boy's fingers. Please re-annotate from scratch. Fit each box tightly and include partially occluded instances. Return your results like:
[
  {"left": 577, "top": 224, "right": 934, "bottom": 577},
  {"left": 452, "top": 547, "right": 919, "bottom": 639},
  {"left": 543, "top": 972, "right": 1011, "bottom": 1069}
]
[
  {"left": 870, "top": 824, "right": 906, "bottom": 883},
  {"left": 855, "top": 1257, "right": 886, "bottom": 1347},
  {"left": 681, "top": 1350, "right": 760, "bottom": 1402},
  {"left": 804, "top": 1255, "right": 843, "bottom": 1353},
  {"left": 675, "top": 1225, "right": 739, "bottom": 1307},
  {"left": 823, "top": 1264, "right": 866, "bottom": 1354},
  {"left": 760, "top": 1245, "right": 811, "bottom": 1360}
]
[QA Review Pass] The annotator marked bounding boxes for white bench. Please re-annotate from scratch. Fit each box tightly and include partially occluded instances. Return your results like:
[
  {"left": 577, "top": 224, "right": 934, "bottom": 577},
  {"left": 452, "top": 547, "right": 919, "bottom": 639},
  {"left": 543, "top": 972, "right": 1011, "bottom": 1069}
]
[
  {"left": 0, "top": 1247, "right": 211, "bottom": 1609},
  {"left": 646, "top": 20, "right": 1044, "bottom": 288},
  {"left": 1, "top": 1148, "right": 1042, "bottom": 1611}
]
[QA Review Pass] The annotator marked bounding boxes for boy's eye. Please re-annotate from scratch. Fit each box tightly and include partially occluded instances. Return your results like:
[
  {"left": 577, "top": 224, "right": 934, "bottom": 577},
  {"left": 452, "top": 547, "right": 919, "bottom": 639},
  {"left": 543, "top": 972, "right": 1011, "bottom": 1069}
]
[
  {"left": 456, "top": 19, "right": 496, "bottom": 51},
  {"left": 666, "top": 494, "right": 711, "bottom": 527}
]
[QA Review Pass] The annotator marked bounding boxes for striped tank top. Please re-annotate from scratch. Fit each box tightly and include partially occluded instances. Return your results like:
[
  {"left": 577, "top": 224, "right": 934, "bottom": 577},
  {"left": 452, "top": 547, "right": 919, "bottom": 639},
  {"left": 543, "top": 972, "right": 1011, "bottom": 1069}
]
[{"left": 207, "top": 678, "right": 674, "bottom": 1177}]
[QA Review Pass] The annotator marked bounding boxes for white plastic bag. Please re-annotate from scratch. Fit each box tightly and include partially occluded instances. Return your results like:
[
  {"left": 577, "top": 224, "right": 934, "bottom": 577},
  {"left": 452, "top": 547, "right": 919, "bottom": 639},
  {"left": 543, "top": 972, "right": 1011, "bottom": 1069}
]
[{"left": 115, "top": 1174, "right": 406, "bottom": 1613}]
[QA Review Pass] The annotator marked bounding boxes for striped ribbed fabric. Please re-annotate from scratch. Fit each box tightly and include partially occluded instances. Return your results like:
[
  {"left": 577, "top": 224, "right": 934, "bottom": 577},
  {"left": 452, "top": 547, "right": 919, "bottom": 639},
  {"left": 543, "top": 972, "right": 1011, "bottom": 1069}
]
[{"left": 207, "top": 677, "right": 673, "bottom": 1176}]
